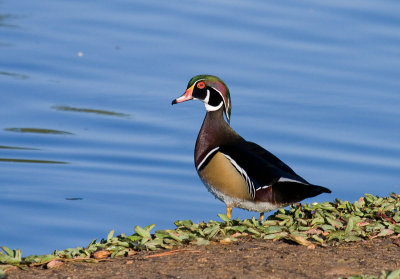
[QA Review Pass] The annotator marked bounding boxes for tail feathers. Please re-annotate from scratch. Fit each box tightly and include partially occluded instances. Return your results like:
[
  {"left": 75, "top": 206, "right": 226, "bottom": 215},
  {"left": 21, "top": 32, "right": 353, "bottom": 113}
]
[
  {"left": 308, "top": 184, "right": 331, "bottom": 195},
  {"left": 271, "top": 182, "right": 331, "bottom": 205}
]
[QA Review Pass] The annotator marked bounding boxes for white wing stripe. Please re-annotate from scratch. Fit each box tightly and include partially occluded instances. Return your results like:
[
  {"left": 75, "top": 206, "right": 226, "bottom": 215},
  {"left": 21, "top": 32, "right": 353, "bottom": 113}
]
[
  {"left": 197, "top": 147, "right": 220, "bottom": 171},
  {"left": 278, "top": 177, "right": 307, "bottom": 184},
  {"left": 257, "top": 185, "right": 270, "bottom": 191}
]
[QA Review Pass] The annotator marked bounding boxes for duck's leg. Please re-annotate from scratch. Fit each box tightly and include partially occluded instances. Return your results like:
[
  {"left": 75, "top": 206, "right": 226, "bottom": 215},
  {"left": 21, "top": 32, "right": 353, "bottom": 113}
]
[
  {"left": 259, "top": 212, "right": 264, "bottom": 221},
  {"left": 226, "top": 207, "right": 232, "bottom": 219}
]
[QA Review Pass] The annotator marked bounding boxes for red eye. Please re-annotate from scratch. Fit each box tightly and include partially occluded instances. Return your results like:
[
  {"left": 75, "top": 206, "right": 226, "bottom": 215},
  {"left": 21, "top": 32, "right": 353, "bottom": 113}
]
[{"left": 197, "top": 81, "right": 205, "bottom": 89}]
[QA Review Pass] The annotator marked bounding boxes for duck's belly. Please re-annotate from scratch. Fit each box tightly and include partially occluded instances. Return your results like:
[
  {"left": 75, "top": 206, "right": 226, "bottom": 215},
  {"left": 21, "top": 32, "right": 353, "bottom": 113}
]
[
  {"left": 198, "top": 151, "right": 280, "bottom": 212},
  {"left": 203, "top": 183, "right": 281, "bottom": 212}
]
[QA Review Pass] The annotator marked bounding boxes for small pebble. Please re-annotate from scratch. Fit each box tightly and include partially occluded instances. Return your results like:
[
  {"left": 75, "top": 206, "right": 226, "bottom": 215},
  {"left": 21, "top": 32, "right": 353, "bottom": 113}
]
[
  {"left": 93, "top": 250, "right": 112, "bottom": 259},
  {"left": 46, "top": 260, "right": 63, "bottom": 269}
]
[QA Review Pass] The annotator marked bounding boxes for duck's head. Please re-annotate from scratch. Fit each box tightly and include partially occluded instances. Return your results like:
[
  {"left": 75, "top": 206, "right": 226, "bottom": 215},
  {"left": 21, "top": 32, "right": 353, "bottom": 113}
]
[{"left": 172, "top": 75, "right": 231, "bottom": 123}]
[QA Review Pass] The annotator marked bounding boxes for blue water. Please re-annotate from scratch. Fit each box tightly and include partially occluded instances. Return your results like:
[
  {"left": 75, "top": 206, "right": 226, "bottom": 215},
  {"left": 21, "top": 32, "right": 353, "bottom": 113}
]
[{"left": 1, "top": 0, "right": 399, "bottom": 255}]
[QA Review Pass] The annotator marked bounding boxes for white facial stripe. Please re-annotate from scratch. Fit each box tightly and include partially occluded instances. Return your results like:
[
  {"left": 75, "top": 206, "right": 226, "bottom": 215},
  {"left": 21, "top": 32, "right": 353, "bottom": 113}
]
[
  {"left": 204, "top": 89, "right": 210, "bottom": 103},
  {"left": 278, "top": 177, "right": 307, "bottom": 185},
  {"left": 204, "top": 88, "right": 223, "bottom": 111},
  {"left": 222, "top": 153, "right": 255, "bottom": 199},
  {"left": 197, "top": 146, "right": 220, "bottom": 171},
  {"left": 211, "top": 86, "right": 229, "bottom": 119}
]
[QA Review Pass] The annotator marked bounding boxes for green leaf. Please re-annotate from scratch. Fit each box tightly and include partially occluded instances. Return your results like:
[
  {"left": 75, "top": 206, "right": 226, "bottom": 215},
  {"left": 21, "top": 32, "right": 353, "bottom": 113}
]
[
  {"left": 251, "top": 216, "right": 259, "bottom": 227},
  {"left": 0, "top": 254, "right": 20, "bottom": 265},
  {"left": 326, "top": 217, "right": 343, "bottom": 229},
  {"left": 181, "top": 219, "right": 194, "bottom": 229},
  {"left": 203, "top": 225, "right": 220, "bottom": 239},
  {"left": 144, "top": 242, "right": 157, "bottom": 251},
  {"left": 327, "top": 230, "right": 346, "bottom": 241},
  {"left": 194, "top": 238, "right": 210, "bottom": 245},
  {"left": 263, "top": 226, "right": 282, "bottom": 234},
  {"left": 377, "top": 229, "right": 394, "bottom": 237},
  {"left": 382, "top": 204, "right": 395, "bottom": 213},
  {"left": 116, "top": 241, "right": 130, "bottom": 248},
  {"left": 107, "top": 230, "right": 115, "bottom": 242},
  {"left": 296, "top": 218, "right": 308, "bottom": 226},
  {"left": 1, "top": 246, "right": 13, "bottom": 257},
  {"left": 345, "top": 217, "right": 354, "bottom": 235},
  {"left": 15, "top": 249, "right": 22, "bottom": 261},
  {"left": 298, "top": 225, "right": 312, "bottom": 231},
  {"left": 166, "top": 230, "right": 183, "bottom": 242},
  {"left": 36, "top": 254, "right": 56, "bottom": 263},
  {"left": 311, "top": 216, "right": 325, "bottom": 226},
  {"left": 285, "top": 233, "right": 311, "bottom": 246},
  {"left": 203, "top": 225, "right": 219, "bottom": 235},
  {"left": 263, "top": 220, "right": 278, "bottom": 226},
  {"left": 311, "top": 235, "right": 325, "bottom": 244},
  {"left": 242, "top": 219, "right": 253, "bottom": 227},
  {"left": 387, "top": 269, "right": 400, "bottom": 279},
  {"left": 364, "top": 193, "right": 376, "bottom": 203},
  {"left": 177, "top": 232, "right": 193, "bottom": 241},
  {"left": 246, "top": 227, "right": 260, "bottom": 236},
  {"left": 144, "top": 224, "right": 156, "bottom": 233},
  {"left": 275, "top": 214, "right": 290, "bottom": 220},
  {"left": 127, "top": 235, "right": 142, "bottom": 242},
  {"left": 231, "top": 225, "right": 247, "bottom": 232},
  {"left": 320, "top": 224, "right": 336, "bottom": 232},
  {"left": 88, "top": 239, "right": 97, "bottom": 246},
  {"left": 134, "top": 226, "right": 150, "bottom": 238},
  {"left": 263, "top": 232, "right": 288, "bottom": 240},
  {"left": 218, "top": 213, "right": 231, "bottom": 222},
  {"left": 319, "top": 203, "right": 336, "bottom": 211},
  {"left": 344, "top": 235, "right": 362, "bottom": 242}
]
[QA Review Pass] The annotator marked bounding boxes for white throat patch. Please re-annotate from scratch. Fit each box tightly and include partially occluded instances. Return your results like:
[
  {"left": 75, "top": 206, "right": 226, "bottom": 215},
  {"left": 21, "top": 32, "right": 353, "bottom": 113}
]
[{"left": 204, "top": 89, "right": 223, "bottom": 111}]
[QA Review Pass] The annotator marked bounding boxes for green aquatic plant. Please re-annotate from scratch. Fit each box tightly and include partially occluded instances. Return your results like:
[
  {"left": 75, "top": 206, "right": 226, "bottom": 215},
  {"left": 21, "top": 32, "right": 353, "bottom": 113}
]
[
  {"left": 0, "top": 247, "right": 21, "bottom": 265},
  {"left": 1, "top": 193, "right": 399, "bottom": 270},
  {"left": 341, "top": 269, "right": 400, "bottom": 279}
]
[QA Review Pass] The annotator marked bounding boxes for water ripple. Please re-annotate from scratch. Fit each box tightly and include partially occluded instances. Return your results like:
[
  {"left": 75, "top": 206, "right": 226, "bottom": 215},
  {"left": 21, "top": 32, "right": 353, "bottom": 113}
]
[
  {"left": 52, "top": 105, "right": 130, "bottom": 118},
  {"left": 0, "top": 158, "right": 67, "bottom": 164},
  {"left": 5, "top": 127, "right": 74, "bottom": 135}
]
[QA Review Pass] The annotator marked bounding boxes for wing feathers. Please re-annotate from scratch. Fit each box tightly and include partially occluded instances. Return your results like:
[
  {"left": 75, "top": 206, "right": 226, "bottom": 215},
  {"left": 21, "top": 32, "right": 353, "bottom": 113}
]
[
  {"left": 198, "top": 141, "right": 330, "bottom": 205},
  {"left": 221, "top": 152, "right": 256, "bottom": 199}
]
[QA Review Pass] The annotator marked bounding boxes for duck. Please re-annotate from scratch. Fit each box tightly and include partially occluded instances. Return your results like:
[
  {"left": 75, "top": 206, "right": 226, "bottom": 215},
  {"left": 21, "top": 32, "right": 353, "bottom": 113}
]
[{"left": 172, "top": 74, "right": 331, "bottom": 220}]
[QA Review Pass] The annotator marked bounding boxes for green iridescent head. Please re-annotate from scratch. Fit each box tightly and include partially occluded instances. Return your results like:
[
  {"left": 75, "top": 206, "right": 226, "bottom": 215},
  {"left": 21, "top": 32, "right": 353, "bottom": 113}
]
[{"left": 172, "top": 75, "right": 231, "bottom": 123}]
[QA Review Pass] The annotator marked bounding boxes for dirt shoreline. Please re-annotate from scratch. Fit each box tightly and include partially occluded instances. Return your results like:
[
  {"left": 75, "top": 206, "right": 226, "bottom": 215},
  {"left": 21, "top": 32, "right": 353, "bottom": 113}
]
[{"left": 6, "top": 237, "right": 400, "bottom": 279}]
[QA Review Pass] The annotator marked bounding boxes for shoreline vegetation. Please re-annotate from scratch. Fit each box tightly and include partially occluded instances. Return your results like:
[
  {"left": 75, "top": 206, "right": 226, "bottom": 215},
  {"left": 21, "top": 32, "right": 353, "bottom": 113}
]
[{"left": 1, "top": 193, "right": 400, "bottom": 278}]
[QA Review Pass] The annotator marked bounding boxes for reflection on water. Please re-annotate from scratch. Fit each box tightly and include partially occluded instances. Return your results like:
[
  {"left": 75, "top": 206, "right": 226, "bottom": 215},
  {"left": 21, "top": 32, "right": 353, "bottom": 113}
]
[
  {"left": 0, "top": 14, "right": 17, "bottom": 28},
  {"left": 0, "top": 71, "right": 28, "bottom": 79},
  {"left": 0, "top": 145, "right": 38, "bottom": 150},
  {"left": 5, "top": 128, "right": 74, "bottom": 135},
  {"left": 53, "top": 106, "right": 129, "bottom": 117},
  {"left": 0, "top": 158, "right": 67, "bottom": 164}
]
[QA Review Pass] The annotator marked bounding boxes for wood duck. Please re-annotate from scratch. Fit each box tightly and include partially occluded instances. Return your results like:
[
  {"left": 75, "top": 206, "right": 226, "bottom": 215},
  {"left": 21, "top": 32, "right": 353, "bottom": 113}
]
[{"left": 172, "top": 75, "right": 331, "bottom": 220}]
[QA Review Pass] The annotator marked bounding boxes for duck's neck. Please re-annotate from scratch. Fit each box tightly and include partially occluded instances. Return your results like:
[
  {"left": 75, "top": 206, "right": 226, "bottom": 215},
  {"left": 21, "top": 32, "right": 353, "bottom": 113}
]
[{"left": 194, "top": 108, "right": 238, "bottom": 167}]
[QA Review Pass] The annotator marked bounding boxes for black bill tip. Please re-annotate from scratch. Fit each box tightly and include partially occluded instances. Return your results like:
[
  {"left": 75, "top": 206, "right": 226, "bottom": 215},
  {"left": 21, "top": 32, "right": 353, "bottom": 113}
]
[{"left": 171, "top": 99, "right": 177, "bottom": 105}]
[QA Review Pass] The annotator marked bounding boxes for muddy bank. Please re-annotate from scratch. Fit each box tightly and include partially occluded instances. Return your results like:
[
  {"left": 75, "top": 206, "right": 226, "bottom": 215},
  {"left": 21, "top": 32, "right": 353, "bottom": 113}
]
[{"left": 6, "top": 237, "right": 400, "bottom": 279}]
